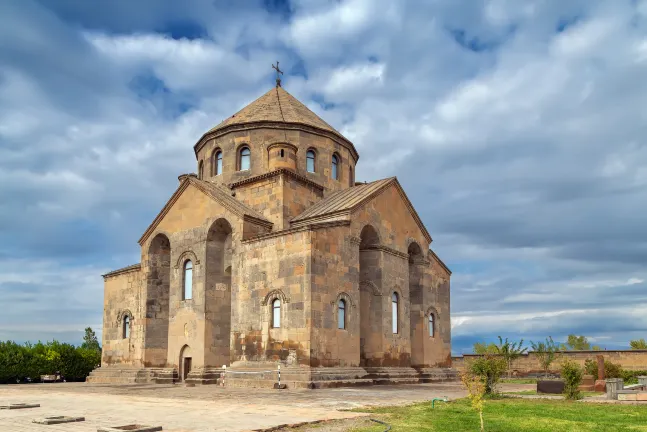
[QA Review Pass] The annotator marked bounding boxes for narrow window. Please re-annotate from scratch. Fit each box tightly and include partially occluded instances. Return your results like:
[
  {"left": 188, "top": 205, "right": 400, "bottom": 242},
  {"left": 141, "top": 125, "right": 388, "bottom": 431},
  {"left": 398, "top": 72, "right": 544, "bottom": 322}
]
[
  {"left": 183, "top": 260, "right": 193, "bottom": 300},
  {"left": 198, "top": 161, "right": 204, "bottom": 179},
  {"left": 280, "top": 149, "right": 284, "bottom": 158},
  {"left": 392, "top": 292, "right": 399, "bottom": 334},
  {"left": 272, "top": 299, "right": 281, "bottom": 328},
  {"left": 123, "top": 315, "right": 130, "bottom": 339},
  {"left": 239, "top": 147, "right": 251, "bottom": 171},
  {"left": 306, "top": 150, "right": 316, "bottom": 173},
  {"left": 214, "top": 150, "right": 223, "bottom": 176},
  {"left": 338, "top": 299, "right": 346, "bottom": 329},
  {"left": 331, "top": 154, "right": 339, "bottom": 180},
  {"left": 349, "top": 166, "right": 354, "bottom": 186},
  {"left": 428, "top": 313, "right": 435, "bottom": 337}
]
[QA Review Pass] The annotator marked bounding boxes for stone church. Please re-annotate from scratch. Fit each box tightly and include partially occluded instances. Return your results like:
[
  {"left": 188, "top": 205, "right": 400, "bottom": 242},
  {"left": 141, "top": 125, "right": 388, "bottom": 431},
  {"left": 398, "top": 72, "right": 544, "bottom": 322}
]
[{"left": 89, "top": 80, "right": 453, "bottom": 388}]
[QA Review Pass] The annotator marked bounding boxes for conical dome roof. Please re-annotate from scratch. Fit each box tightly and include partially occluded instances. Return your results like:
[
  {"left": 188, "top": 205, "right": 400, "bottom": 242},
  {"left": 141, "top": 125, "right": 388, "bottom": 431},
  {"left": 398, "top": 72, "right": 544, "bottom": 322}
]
[{"left": 209, "top": 86, "right": 345, "bottom": 140}]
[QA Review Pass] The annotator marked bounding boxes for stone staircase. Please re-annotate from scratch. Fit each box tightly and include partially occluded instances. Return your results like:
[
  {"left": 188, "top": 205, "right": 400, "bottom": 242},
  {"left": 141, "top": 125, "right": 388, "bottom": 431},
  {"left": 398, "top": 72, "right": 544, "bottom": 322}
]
[{"left": 86, "top": 366, "right": 174, "bottom": 384}]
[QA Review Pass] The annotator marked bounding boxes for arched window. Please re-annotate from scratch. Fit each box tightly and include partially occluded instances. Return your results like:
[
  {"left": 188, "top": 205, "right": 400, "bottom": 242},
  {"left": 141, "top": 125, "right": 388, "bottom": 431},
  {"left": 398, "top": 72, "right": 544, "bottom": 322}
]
[
  {"left": 198, "top": 161, "right": 204, "bottom": 179},
  {"left": 428, "top": 313, "right": 435, "bottom": 337},
  {"left": 306, "top": 150, "right": 316, "bottom": 173},
  {"left": 213, "top": 150, "right": 223, "bottom": 176},
  {"left": 331, "top": 154, "right": 339, "bottom": 180},
  {"left": 272, "top": 299, "right": 281, "bottom": 328},
  {"left": 349, "top": 166, "right": 354, "bottom": 186},
  {"left": 392, "top": 292, "right": 399, "bottom": 334},
  {"left": 183, "top": 260, "right": 193, "bottom": 300},
  {"left": 338, "top": 299, "right": 346, "bottom": 329},
  {"left": 123, "top": 315, "right": 130, "bottom": 339},
  {"left": 239, "top": 147, "right": 251, "bottom": 171}
]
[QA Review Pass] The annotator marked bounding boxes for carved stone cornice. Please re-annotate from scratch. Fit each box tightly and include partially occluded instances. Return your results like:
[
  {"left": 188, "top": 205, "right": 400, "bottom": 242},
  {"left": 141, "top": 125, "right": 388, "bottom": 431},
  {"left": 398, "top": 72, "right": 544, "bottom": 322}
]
[
  {"left": 229, "top": 168, "right": 325, "bottom": 192},
  {"left": 359, "top": 244, "right": 409, "bottom": 260}
]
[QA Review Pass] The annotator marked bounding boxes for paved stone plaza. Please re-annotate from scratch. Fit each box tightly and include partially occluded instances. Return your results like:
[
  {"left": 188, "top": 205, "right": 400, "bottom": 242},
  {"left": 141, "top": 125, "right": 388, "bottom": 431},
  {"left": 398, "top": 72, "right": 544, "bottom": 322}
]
[{"left": 0, "top": 382, "right": 467, "bottom": 431}]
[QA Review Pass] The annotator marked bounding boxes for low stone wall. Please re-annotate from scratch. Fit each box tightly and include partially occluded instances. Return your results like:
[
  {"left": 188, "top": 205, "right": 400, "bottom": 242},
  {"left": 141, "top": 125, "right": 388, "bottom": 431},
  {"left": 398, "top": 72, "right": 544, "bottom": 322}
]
[{"left": 452, "top": 350, "right": 647, "bottom": 375}]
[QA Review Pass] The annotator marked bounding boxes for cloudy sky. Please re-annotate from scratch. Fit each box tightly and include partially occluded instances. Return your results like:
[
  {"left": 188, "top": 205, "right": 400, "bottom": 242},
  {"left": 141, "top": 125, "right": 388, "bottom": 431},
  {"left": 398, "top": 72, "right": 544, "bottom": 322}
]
[{"left": 1, "top": 0, "right": 646, "bottom": 355}]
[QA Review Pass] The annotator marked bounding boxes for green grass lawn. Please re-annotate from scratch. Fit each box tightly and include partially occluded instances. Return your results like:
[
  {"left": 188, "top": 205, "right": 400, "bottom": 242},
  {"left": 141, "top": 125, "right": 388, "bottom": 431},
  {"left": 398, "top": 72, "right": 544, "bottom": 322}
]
[{"left": 350, "top": 398, "right": 647, "bottom": 432}]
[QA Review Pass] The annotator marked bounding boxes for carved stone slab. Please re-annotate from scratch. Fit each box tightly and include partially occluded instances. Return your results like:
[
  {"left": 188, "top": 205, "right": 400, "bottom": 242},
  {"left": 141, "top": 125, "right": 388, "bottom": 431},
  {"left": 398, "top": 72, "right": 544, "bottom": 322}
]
[
  {"left": 33, "top": 416, "right": 85, "bottom": 425},
  {"left": 0, "top": 403, "right": 40, "bottom": 409},
  {"left": 98, "top": 425, "right": 163, "bottom": 432}
]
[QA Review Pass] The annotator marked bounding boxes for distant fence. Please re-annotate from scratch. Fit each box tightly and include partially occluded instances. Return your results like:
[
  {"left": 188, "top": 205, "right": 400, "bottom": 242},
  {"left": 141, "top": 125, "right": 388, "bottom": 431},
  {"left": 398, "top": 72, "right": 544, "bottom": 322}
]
[{"left": 452, "top": 350, "right": 647, "bottom": 375}]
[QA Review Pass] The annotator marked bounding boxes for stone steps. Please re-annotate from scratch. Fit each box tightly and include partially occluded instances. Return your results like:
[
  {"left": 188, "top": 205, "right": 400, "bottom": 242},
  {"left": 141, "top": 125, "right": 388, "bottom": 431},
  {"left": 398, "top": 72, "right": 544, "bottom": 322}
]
[{"left": 86, "top": 367, "right": 171, "bottom": 384}]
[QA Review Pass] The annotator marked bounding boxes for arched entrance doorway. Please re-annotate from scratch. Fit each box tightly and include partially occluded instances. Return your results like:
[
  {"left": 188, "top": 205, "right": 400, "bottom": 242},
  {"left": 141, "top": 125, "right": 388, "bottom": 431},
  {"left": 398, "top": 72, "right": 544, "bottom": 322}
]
[{"left": 179, "top": 345, "right": 192, "bottom": 382}]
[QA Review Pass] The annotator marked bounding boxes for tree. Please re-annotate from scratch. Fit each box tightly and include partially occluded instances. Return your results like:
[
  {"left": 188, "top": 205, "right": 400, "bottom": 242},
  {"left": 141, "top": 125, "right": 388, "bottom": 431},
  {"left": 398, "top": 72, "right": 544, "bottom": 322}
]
[
  {"left": 560, "top": 359, "right": 583, "bottom": 400},
  {"left": 494, "top": 336, "right": 527, "bottom": 377},
  {"left": 468, "top": 354, "right": 508, "bottom": 395},
  {"left": 82, "top": 327, "right": 101, "bottom": 353},
  {"left": 473, "top": 342, "right": 498, "bottom": 355},
  {"left": 559, "top": 334, "right": 600, "bottom": 351},
  {"left": 461, "top": 371, "right": 487, "bottom": 432},
  {"left": 630, "top": 339, "right": 647, "bottom": 350},
  {"left": 530, "top": 336, "right": 559, "bottom": 377}
]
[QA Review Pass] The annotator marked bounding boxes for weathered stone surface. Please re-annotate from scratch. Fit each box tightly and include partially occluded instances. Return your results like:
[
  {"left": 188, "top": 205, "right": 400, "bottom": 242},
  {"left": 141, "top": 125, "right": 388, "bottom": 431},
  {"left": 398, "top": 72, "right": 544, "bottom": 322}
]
[
  {"left": 97, "top": 425, "right": 162, "bottom": 432},
  {"left": 33, "top": 416, "right": 84, "bottom": 425},
  {"left": 0, "top": 403, "right": 40, "bottom": 409},
  {"left": 93, "top": 85, "right": 453, "bottom": 387}
]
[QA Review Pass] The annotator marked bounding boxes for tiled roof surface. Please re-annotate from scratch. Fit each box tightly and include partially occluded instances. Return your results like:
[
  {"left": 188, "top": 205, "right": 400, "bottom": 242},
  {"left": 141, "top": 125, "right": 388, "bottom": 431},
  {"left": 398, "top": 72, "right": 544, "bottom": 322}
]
[
  {"left": 209, "top": 87, "right": 344, "bottom": 139},
  {"left": 292, "top": 178, "right": 395, "bottom": 222},
  {"left": 191, "top": 178, "right": 271, "bottom": 223}
]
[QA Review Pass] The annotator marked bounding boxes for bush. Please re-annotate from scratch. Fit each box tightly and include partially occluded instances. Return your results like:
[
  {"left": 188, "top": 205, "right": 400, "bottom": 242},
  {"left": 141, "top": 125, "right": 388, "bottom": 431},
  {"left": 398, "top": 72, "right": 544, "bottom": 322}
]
[
  {"left": 561, "top": 359, "right": 583, "bottom": 400},
  {"left": 0, "top": 340, "right": 101, "bottom": 384},
  {"left": 468, "top": 354, "right": 508, "bottom": 395},
  {"left": 584, "top": 358, "right": 622, "bottom": 379},
  {"left": 621, "top": 369, "right": 647, "bottom": 385}
]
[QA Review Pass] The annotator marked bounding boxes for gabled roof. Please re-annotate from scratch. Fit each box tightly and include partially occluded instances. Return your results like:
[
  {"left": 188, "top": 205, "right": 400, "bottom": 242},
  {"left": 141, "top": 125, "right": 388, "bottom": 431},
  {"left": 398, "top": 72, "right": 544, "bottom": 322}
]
[
  {"left": 138, "top": 175, "right": 272, "bottom": 245},
  {"left": 209, "top": 86, "right": 342, "bottom": 137},
  {"left": 291, "top": 177, "right": 432, "bottom": 243}
]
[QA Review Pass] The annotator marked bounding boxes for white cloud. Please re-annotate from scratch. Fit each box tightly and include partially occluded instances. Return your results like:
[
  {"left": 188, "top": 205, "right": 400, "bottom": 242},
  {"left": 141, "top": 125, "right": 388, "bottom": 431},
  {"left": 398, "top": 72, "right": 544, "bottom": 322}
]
[{"left": 1, "top": 0, "right": 647, "bottom": 352}]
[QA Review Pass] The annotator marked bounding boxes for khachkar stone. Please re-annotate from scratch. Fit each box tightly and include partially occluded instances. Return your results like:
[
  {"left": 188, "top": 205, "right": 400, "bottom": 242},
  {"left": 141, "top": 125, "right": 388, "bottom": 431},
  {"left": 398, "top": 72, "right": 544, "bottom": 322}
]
[
  {"left": 595, "top": 354, "right": 607, "bottom": 392},
  {"left": 93, "top": 70, "right": 453, "bottom": 388}
]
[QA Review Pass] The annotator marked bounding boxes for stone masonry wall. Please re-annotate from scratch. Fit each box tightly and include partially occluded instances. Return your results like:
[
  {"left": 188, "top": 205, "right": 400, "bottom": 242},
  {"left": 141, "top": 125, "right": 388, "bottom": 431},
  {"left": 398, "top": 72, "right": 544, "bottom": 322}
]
[
  {"left": 102, "top": 268, "right": 144, "bottom": 366},
  {"left": 233, "top": 173, "right": 323, "bottom": 231},
  {"left": 197, "top": 128, "right": 356, "bottom": 194},
  {"left": 309, "top": 223, "right": 360, "bottom": 367},
  {"left": 453, "top": 350, "right": 647, "bottom": 374},
  {"left": 233, "top": 229, "right": 312, "bottom": 366},
  {"left": 423, "top": 256, "right": 451, "bottom": 367},
  {"left": 140, "top": 183, "right": 249, "bottom": 369}
]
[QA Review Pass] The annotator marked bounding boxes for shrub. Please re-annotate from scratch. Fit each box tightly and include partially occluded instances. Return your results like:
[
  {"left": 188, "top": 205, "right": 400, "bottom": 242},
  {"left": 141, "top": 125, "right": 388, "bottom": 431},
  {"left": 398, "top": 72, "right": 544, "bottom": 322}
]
[
  {"left": 468, "top": 354, "right": 508, "bottom": 395},
  {"left": 584, "top": 358, "right": 622, "bottom": 379},
  {"left": 621, "top": 369, "right": 647, "bottom": 385},
  {"left": 561, "top": 359, "right": 583, "bottom": 400},
  {"left": 0, "top": 340, "right": 101, "bottom": 383}
]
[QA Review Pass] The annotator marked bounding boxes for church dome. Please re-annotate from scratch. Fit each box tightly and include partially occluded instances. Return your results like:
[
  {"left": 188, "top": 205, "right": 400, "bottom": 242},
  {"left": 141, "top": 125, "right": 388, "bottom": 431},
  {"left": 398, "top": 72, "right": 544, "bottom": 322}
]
[
  {"left": 208, "top": 87, "right": 347, "bottom": 143},
  {"left": 193, "top": 85, "right": 359, "bottom": 193}
]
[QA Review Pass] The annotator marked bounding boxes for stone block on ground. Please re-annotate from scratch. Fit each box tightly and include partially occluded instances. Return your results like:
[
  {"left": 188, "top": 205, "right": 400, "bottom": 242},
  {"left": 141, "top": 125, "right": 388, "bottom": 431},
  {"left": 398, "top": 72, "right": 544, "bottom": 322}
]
[
  {"left": 0, "top": 403, "right": 40, "bottom": 409},
  {"left": 33, "top": 416, "right": 85, "bottom": 425},
  {"left": 537, "top": 380, "right": 564, "bottom": 394},
  {"left": 594, "top": 379, "right": 607, "bottom": 392},
  {"left": 97, "top": 425, "right": 162, "bottom": 432}
]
